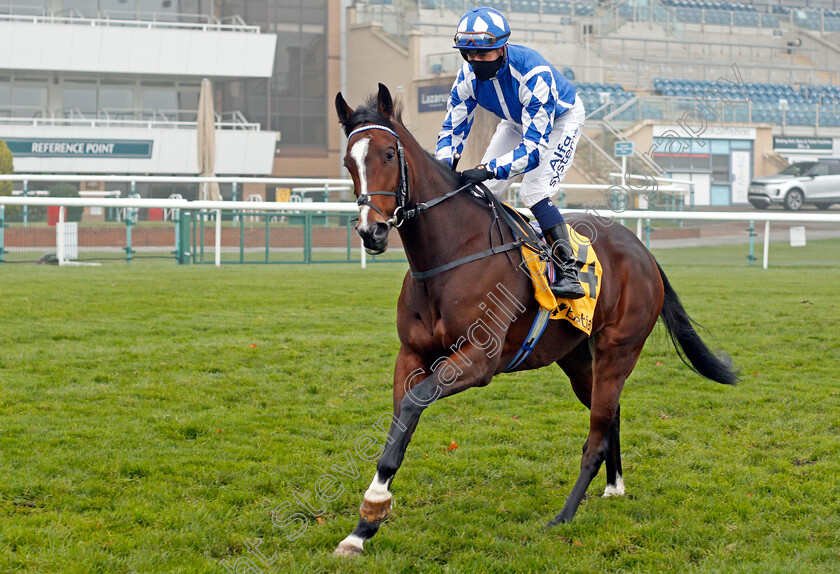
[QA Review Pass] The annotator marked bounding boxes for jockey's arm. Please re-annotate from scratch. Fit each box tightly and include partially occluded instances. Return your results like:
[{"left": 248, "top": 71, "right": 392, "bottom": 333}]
[
  {"left": 486, "top": 70, "right": 557, "bottom": 180},
  {"left": 435, "top": 69, "right": 477, "bottom": 167}
]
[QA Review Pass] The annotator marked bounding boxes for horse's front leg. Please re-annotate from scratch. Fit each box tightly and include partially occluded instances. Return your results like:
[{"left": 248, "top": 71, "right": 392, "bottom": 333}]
[{"left": 335, "top": 343, "right": 495, "bottom": 556}]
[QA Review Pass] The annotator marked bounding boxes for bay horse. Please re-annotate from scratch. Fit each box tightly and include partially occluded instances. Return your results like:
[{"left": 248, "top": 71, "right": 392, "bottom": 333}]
[{"left": 333, "top": 84, "right": 738, "bottom": 556}]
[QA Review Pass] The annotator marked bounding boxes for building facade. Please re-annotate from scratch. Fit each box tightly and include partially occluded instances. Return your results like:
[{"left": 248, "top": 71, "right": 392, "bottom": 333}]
[
  {"left": 3, "top": 1, "right": 840, "bottom": 207},
  {"left": 0, "top": 1, "right": 281, "bottom": 198}
]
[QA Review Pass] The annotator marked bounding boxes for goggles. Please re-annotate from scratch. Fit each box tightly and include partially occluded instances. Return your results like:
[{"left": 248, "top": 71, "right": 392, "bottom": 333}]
[{"left": 453, "top": 30, "right": 509, "bottom": 48}]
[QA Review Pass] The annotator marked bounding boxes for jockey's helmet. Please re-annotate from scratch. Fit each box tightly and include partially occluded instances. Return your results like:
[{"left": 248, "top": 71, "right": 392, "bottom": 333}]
[{"left": 452, "top": 7, "right": 510, "bottom": 51}]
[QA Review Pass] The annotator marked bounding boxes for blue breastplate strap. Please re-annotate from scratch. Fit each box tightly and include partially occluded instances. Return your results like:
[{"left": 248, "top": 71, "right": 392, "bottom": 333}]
[{"left": 504, "top": 308, "right": 552, "bottom": 372}]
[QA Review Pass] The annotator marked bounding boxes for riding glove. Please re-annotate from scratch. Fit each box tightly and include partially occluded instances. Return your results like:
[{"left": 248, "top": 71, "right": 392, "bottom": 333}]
[{"left": 460, "top": 165, "right": 494, "bottom": 186}]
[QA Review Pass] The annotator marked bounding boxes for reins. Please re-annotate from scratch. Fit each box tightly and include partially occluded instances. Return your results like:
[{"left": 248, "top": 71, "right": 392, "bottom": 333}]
[
  {"left": 410, "top": 183, "right": 554, "bottom": 280},
  {"left": 348, "top": 123, "right": 552, "bottom": 281}
]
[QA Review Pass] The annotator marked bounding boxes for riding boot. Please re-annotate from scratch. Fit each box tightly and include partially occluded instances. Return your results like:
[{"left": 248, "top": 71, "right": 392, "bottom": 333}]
[{"left": 542, "top": 223, "right": 586, "bottom": 300}]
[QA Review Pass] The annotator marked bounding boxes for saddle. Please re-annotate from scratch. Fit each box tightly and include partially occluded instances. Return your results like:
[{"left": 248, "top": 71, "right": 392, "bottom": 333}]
[{"left": 500, "top": 203, "right": 602, "bottom": 336}]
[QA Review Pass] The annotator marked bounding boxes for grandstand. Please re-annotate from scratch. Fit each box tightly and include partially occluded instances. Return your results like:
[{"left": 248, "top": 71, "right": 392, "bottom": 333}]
[{"left": 348, "top": 0, "right": 840, "bottom": 207}]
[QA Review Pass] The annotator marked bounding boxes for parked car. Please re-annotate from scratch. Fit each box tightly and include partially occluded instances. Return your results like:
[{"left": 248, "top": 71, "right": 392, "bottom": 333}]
[{"left": 748, "top": 159, "right": 840, "bottom": 210}]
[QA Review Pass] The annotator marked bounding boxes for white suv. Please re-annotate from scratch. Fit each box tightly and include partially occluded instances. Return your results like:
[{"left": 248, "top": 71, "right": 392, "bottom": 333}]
[{"left": 748, "top": 160, "right": 840, "bottom": 211}]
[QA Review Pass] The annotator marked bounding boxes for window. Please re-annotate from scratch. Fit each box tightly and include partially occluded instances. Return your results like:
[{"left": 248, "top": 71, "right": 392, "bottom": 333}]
[
  {"left": 137, "top": 0, "right": 177, "bottom": 21},
  {"left": 99, "top": 0, "right": 136, "bottom": 17},
  {"left": 62, "top": 87, "right": 98, "bottom": 118},
  {"left": 142, "top": 88, "right": 178, "bottom": 115},
  {"left": 711, "top": 154, "right": 730, "bottom": 183},
  {"left": 0, "top": 84, "right": 10, "bottom": 118},
  {"left": 63, "top": 0, "right": 98, "bottom": 17},
  {"left": 781, "top": 162, "right": 816, "bottom": 176},
  {"left": 8, "top": 0, "right": 48, "bottom": 14},
  {"left": 219, "top": 0, "right": 327, "bottom": 148},
  {"left": 829, "top": 163, "right": 840, "bottom": 176},
  {"left": 177, "top": 85, "right": 200, "bottom": 119},
  {"left": 808, "top": 163, "right": 829, "bottom": 177},
  {"left": 12, "top": 84, "right": 47, "bottom": 117},
  {"left": 100, "top": 87, "right": 134, "bottom": 119}
]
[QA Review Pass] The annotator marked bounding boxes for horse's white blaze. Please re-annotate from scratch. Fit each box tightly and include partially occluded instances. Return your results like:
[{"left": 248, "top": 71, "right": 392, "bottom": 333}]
[
  {"left": 337, "top": 533, "right": 365, "bottom": 552},
  {"left": 350, "top": 137, "right": 371, "bottom": 227},
  {"left": 363, "top": 472, "right": 392, "bottom": 503},
  {"left": 603, "top": 475, "right": 625, "bottom": 497}
]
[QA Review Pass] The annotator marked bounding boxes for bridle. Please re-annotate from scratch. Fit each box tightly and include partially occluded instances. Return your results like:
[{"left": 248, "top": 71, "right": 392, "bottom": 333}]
[
  {"left": 347, "top": 124, "right": 411, "bottom": 228},
  {"left": 347, "top": 122, "right": 546, "bottom": 280},
  {"left": 348, "top": 123, "right": 473, "bottom": 229}
]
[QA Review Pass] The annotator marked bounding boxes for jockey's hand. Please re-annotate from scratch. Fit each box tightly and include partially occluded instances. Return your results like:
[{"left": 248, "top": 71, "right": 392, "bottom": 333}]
[{"left": 460, "top": 164, "right": 494, "bottom": 186}]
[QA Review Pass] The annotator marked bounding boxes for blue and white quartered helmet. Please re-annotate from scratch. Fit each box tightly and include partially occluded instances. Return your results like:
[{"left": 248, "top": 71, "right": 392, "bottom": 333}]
[{"left": 452, "top": 7, "right": 511, "bottom": 51}]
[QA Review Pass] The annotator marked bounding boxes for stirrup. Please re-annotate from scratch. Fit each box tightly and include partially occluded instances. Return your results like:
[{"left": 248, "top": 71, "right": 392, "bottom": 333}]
[{"left": 550, "top": 279, "right": 585, "bottom": 300}]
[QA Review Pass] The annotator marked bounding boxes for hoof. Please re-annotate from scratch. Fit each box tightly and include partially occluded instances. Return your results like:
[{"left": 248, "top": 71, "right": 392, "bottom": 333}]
[
  {"left": 603, "top": 477, "right": 625, "bottom": 498},
  {"left": 359, "top": 497, "right": 391, "bottom": 523},
  {"left": 546, "top": 514, "right": 573, "bottom": 527},
  {"left": 334, "top": 542, "right": 363, "bottom": 557}
]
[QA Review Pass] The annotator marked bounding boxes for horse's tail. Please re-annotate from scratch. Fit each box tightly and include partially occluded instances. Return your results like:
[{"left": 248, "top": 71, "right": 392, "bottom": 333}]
[{"left": 657, "top": 262, "right": 740, "bottom": 385}]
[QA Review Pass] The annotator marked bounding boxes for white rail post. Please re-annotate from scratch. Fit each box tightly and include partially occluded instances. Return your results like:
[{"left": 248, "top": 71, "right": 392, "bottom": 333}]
[
  {"left": 360, "top": 235, "right": 366, "bottom": 269},
  {"left": 763, "top": 221, "right": 770, "bottom": 269},
  {"left": 215, "top": 209, "right": 222, "bottom": 267},
  {"left": 636, "top": 217, "right": 643, "bottom": 241},
  {"left": 57, "top": 206, "right": 66, "bottom": 265}
]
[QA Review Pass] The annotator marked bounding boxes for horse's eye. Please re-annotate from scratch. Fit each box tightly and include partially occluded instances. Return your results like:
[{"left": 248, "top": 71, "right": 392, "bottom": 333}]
[{"left": 385, "top": 151, "right": 395, "bottom": 162}]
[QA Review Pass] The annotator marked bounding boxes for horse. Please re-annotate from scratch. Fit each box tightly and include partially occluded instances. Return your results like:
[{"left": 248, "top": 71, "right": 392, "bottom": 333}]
[{"left": 332, "top": 84, "right": 738, "bottom": 556}]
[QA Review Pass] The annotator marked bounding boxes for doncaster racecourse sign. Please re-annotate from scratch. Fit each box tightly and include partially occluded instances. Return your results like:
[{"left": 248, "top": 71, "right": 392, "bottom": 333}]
[{"left": 4, "top": 138, "right": 154, "bottom": 159}]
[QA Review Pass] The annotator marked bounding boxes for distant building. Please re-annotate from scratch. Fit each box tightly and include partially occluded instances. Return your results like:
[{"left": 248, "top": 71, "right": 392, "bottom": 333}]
[
  {"left": 0, "top": 0, "right": 343, "bottom": 199},
  {"left": 3, "top": 1, "right": 840, "bottom": 207}
]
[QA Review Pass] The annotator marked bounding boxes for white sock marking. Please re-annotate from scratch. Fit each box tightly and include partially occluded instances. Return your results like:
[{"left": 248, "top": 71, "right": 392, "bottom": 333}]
[
  {"left": 603, "top": 475, "right": 625, "bottom": 498},
  {"left": 350, "top": 138, "right": 370, "bottom": 227},
  {"left": 338, "top": 533, "right": 364, "bottom": 551},
  {"left": 363, "top": 472, "right": 392, "bottom": 503}
]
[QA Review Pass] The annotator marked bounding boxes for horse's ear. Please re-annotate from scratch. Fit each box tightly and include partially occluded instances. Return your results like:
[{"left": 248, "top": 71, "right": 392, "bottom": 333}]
[
  {"left": 335, "top": 92, "right": 353, "bottom": 128},
  {"left": 377, "top": 83, "right": 394, "bottom": 120}
]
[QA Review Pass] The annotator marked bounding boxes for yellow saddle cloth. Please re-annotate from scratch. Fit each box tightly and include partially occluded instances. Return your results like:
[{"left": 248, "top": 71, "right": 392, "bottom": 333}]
[{"left": 519, "top": 223, "right": 602, "bottom": 335}]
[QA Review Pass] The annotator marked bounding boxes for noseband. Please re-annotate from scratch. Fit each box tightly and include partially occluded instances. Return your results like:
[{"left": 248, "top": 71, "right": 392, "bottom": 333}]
[{"left": 348, "top": 124, "right": 411, "bottom": 228}]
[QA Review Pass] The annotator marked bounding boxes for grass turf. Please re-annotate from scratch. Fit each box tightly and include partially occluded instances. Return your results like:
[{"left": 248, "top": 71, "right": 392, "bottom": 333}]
[{"left": 0, "top": 252, "right": 839, "bottom": 573}]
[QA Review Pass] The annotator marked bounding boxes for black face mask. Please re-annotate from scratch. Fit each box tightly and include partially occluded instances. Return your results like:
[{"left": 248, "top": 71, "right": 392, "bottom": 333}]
[{"left": 470, "top": 56, "right": 505, "bottom": 81}]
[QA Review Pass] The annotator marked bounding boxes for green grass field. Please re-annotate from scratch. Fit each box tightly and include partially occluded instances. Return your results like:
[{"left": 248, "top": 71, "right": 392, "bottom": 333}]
[{"left": 1, "top": 252, "right": 839, "bottom": 573}]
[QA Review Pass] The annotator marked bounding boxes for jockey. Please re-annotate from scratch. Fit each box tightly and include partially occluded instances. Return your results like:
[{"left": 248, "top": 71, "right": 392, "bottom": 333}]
[{"left": 435, "top": 6, "right": 586, "bottom": 299}]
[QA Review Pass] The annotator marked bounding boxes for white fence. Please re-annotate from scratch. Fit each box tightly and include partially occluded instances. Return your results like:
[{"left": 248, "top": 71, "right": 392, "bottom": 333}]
[
  {"left": 2, "top": 196, "right": 839, "bottom": 269},
  {"left": 0, "top": 174, "right": 838, "bottom": 268}
]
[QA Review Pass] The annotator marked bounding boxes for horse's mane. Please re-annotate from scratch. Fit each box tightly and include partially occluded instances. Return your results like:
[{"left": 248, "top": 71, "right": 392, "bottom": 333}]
[{"left": 340, "top": 93, "right": 459, "bottom": 187}]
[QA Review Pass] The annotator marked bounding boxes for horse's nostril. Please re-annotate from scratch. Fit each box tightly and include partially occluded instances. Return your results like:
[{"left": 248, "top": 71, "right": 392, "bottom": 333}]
[{"left": 372, "top": 223, "right": 389, "bottom": 241}]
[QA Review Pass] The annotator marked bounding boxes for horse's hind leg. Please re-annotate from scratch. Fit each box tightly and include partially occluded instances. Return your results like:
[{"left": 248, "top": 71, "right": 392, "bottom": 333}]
[
  {"left": 550, "top": 338, "right": 642, "bottom": 525},
  {"left": 558, "top": 342, "right": 624, "bottom": 499},
  {"left": 602, "top": 404, "right": 624, "bottom": 497}
]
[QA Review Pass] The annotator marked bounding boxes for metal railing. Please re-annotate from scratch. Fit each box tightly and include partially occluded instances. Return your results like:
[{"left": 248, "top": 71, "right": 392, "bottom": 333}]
[
  {"left": 582, "top": 94, "right": 840, "bottom": 128},
  {"left": 0, "top": 4, "right": 260, "bottom": 32},
  {"left": 1, "top": 194, "right": 837, "bottom": 269},
  {"left": 1, "top": 174, "right": 836, "bottom": 269},
  {"left": 597, "top": 35, "right": 819, "bottom": 67},
  {"left": 0, "top": 108, "right": 261, "bottom": 130},
  {"left": 628, "top": 57, "right": 840, "bottom": 87}
]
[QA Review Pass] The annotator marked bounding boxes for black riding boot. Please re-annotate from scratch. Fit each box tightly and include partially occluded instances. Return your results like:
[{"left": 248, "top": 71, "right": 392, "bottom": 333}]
[{"left": 543, "top": 223, "right": 585, "bottom": 300}]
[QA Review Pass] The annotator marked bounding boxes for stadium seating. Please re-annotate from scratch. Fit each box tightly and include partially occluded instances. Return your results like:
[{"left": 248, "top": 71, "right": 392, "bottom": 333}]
[
  {"left": 417, "top": 0, "right": 840, "bottom": 31},
  {"left": 623, "top": 0, "right": 840, "bottom": 30},
  {"left": 417, "top": 0, "right": 598, "bottom": 15},
  {"left": 652, "top": 78, "right": 840, "bottom": 126},
  {"left": 574, "top": 82, "right": 637, "bottom": 120}
]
